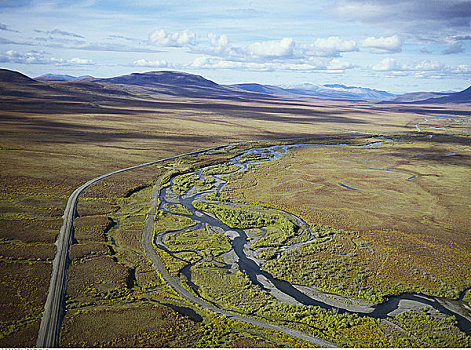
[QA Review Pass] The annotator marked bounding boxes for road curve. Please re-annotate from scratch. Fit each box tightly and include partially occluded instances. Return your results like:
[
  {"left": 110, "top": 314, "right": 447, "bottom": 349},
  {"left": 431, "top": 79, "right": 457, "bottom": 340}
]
[
  {"left": 142, "top": 180, "right": 338, "bottom": 348},
  {"left": 36, "top": 137, "right": 327, "bottom": 348}
]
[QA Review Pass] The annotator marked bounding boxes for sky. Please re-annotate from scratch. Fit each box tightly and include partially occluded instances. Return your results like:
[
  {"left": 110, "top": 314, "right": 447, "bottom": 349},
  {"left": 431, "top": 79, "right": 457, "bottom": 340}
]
[{"left": 0, "top": 0, "right": 470, "bottom": 93}]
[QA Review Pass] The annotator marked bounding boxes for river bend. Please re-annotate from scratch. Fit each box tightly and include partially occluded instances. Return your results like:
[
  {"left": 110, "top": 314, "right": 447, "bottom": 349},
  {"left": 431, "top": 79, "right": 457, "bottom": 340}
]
[{"left": 155, "top": 141, "right": 471, "bottom": 335}]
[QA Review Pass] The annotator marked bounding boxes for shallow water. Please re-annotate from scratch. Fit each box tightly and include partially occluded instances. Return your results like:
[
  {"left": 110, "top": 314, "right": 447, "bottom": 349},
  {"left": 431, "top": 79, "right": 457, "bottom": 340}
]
[{"left": 338, "top": 183, "right": 360, "bottom": 191}]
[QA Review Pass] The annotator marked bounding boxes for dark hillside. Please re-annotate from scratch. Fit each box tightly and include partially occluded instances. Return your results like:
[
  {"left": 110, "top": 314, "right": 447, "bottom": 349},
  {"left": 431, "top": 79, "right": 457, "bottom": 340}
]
[
  {"left": 420, "top": 86, "right": 471, "bottom": 104},
  {"left": 92, "top": 71, "right": 272, "bottom": 100},
  {"left": 94, "top": 71, "right": 219, "bottom": 88},
  {"left": 0, "top": 69, "right": 36, "bottom": 84}
]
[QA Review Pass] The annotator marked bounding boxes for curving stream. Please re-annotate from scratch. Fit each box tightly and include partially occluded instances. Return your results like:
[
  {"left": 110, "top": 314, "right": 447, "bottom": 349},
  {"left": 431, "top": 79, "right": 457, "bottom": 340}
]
[{"left": 155, "top": 140, "right": 471, "bottom": 335}]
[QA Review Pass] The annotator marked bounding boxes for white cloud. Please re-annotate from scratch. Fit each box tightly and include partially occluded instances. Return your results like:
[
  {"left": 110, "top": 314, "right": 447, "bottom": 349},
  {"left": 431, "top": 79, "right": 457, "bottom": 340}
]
[
  {"left": 185, "top": 33, "right": 233, "bottom": 62},
  {"left": 190, "top": 32, "right": 359, "bottom": 70},
  {"left": 0, "top": 50, "right": 94, "bottom": 65},
  {"left": 248, "top": 38, "right": 294, "bottom": 58},
  {"left": 196, "top": 33, "right": 236, "bottom": 57},
  {"left": 191, "top": 35, "right": 294, "bottom": 62},
  {"left": 149, "top": 29, "right": 196, "bottom": 47},
  {"left": 371, "top": 58, "right": 401, "bottom": 71},
  {"left": 327, "top": 58, "right": 355, "bottom": 70},
  {"left": 133, "top": 58, "right": 169, "bottom": 67},
  {"left": 371, "top": 58, "right": 470, "bottom": 78},
  {"left": 208, "top": 33, "right": 228, "bottom": 48},
  {"left": 68, "top": 57, "right": 94, "bottom": 65},
  {"left": 191, "top": 56, "right": 243, "bottom": 69},
  {"left": 194, "top": 34, "right": 358, "bottom": 64},
  {"left": 361, "top": 35, "right": 402, "bottom": 54},
  {"left": 190, "top": 55, "right": 354, "bottom": 73},
  {"left": 189, "top": 34, "right": 357, "bottom": 73},
  {"left": 442, "top": 40, "right": 465, "bottom": 54},
  {"left": 414, "top": 61, "right": 444, "bottom": 71},
  {"left": 316, "top": 36, "right": 357, "bottom": 52},
  {"left": 30, "top": 32, "right": 162, "bottom": 53},
  {"left": 372, "top": 58, "right": 442, "bottom": 72},
  {"left": 0, "top": 50, "right": 55, "bottom": 64},
  {"left": 452, "top": 65, "right": 471, "bottom": 74},
  {"left": 191, "top": 56, "right": 210, "bottom": 68},
  {"left": 301, "top": 36, "right": 357, "bottom": 57}
]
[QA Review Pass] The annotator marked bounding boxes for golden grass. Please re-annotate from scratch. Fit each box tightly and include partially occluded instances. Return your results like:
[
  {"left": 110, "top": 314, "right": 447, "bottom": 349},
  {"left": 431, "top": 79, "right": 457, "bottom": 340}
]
[
  {"left": 154, "top": 212, "right": 196, "bottom": 234},
  {"left": 69, "top": 242, "right": 109, "bottom": 262},
  {"left": 60, "top": 302, "right": 201, "bottom": 347},
  {"left": 166, "top": 225, "right": 231, "bottom": 254},
  {"left": 192, "top": 267, "right": 274, "bottom": 313},
  {"left": 0, "top": 241, "right": 55, "bottom": 262},
  {"left": 67, "top": 256, "right": 129, "bottom": 300},
  {"left": 0, "top": 261, "right": 50, "bottom": 346},
  {"left": 73, "top": 215, "right": 110, "bottom": 242}
]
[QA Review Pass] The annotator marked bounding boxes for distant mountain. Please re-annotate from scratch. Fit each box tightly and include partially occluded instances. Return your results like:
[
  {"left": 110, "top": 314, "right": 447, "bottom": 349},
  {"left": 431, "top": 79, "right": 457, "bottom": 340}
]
[
  {"left": 419, "top": 86, "right": 471, "bottom": 104},
  {"left": 36, "top": 74, "right": 95, "bottom": 81},
  {"left": 94, "top": 71, "right": 217, "bottom": 88},
  {"left": 92, "top": 71, "right": 267, "bottom": 100},
  {"left": 383, "top": 86, "right": 470, "bottom": 104},
  {"left": 230, "top": 83, "right": 295, "bottom": 96},
  {"left": 386, "top": 91, "right": 448, "bottom": 103},
  {"left": 235, "top": 82, "right": 471, "bottom": 103},
  {"left": 283, "top": 83, "right": 395, "bottom": 101},
  {"left": 12, "top": 69, "right": 395, "bottom": 102},
  {"left": 233, "top": 82, "right": 394, "bottom": 101}
]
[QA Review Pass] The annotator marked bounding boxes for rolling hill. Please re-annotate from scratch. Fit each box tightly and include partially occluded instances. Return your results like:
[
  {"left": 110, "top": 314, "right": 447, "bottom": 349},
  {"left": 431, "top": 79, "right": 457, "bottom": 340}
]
[
  {"left": 91, "top": 71, "right": 269, "bottom": 100},
  {"left": 0, "top": 69, "right": 37, "bottom": 83}
]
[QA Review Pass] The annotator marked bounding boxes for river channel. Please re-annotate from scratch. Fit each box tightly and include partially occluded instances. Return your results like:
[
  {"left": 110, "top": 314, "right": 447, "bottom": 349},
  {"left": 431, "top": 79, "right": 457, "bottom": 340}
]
[{"left": 155, "top": 140, "right": 471, "bottom": 335}]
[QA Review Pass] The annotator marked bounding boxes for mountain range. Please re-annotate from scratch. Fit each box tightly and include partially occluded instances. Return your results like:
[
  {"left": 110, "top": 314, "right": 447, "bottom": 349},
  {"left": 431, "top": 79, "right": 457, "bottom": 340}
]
[
  {"left": 231, "top": 83, "right": 395, "bottom": 101},
  {"left": 36, "top": 72, "right": 395, "bottom": 101},
  {"left": 36, "top": 73, "right": 95, "bottom": 81},
  {"left": 0, "top": 69, "right": 468, "bottom": 105}
]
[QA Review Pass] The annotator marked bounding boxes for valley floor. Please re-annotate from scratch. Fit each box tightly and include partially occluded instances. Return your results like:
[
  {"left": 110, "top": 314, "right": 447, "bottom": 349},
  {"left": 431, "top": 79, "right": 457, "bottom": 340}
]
[{"left": 1, "top": 79, "right": 470, "bottom": 346}]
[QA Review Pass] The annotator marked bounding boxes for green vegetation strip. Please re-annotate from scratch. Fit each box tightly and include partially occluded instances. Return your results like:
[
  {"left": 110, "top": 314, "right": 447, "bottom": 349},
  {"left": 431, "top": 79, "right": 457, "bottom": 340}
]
[{"left": 201, "top": 162, "right": 240, "bottom": 176}]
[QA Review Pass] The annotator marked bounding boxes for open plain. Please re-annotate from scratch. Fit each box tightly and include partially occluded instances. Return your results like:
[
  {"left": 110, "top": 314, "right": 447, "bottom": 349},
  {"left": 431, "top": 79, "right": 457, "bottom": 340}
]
[{"left": 0, "top": 69, "right": 470, "bottom": 347}]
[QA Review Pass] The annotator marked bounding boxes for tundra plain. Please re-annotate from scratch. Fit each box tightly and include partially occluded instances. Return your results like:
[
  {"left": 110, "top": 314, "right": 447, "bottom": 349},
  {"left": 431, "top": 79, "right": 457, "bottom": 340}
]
[{"left": 0, "top": 71, "right": 470, "bottom": 347}]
